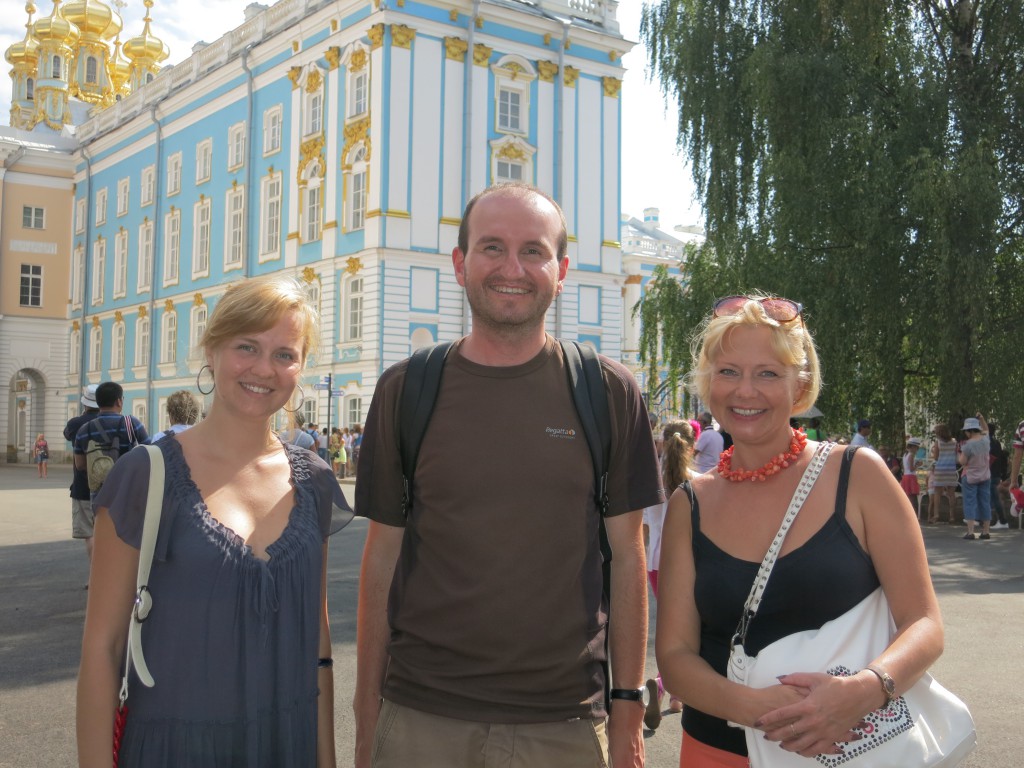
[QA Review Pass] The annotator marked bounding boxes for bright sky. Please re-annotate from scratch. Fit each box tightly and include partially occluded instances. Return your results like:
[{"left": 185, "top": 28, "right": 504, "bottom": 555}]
[{"left": 1, "top": 0, "right": 701, "bottom": 230}]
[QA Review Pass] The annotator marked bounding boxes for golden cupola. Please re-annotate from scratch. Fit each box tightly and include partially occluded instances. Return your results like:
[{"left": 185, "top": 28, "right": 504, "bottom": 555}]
[
  {"left": 31, "top": 0, "right": 80, "bottom": 130},
  {"left": 106, "top": 34, "right": 130, "bottom": 104},
  {"left": 63, "top": 0, "right": 122, "bottom": 103},
  {"left": 123, "top": 0, "right": 168, "bottom": 91},
  {"left": 6, "top": 2, "right": 40, "bottom": 130},
  {"left": 33, "top": 0, "right": 81, "bottom": 55}
]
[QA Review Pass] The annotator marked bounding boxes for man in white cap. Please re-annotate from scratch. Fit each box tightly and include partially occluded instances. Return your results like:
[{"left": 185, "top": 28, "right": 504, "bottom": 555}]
[{"left": 63, "top": 385, "right": 99, "bottom": 566}]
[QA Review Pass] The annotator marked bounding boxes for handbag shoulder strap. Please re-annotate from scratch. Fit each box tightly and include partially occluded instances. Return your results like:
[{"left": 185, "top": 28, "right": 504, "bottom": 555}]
[
  {"left": 733, "top": 441, "right": 835, "bottom": 646},
  {"left": 834, "top": 445, "right": 860, "bottom": 519},
  {"left": 119, "top": 445, "right": 165, "bottom": 702}
]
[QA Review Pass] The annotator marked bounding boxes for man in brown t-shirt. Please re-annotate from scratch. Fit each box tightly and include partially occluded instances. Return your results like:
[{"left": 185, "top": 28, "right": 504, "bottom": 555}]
[{"left": 353, "top": 184, "right": 662, "bottom": 768}]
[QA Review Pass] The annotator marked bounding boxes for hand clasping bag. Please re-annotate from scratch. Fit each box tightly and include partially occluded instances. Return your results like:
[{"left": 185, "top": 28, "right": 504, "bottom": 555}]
[{"left": 727, "top": 444, "right": 976, "bottom": 767}]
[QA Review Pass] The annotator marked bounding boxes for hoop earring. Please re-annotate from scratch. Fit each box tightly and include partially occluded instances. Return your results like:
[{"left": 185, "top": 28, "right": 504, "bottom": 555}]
[
  {"left": 196, "top": 364, "right": 215, "bottom": 395},
  {"left": 283, "top": 382, "right": 306, "bottom": 413}
]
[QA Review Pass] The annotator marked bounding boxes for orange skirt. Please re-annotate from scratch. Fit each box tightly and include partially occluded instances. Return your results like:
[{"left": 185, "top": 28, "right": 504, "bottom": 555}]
[{"left": 680, "top": 733, "right": 750, "bottom": 768}]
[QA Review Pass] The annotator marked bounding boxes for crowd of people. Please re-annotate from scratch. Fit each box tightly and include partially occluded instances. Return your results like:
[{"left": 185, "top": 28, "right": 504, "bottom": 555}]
[{"left": 49, "top": 183, "right": 1001, "bottom": 767}]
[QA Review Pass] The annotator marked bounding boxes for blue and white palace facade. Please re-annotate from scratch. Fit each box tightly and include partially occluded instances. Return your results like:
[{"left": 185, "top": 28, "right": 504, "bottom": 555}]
[{"left": 66, "top": 0, "right": 632, "bottom": 432}]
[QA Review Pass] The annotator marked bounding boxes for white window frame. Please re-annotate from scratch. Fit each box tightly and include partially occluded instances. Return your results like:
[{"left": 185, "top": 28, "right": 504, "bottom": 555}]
[
  {"left": 489, "top": 136, "right": 536, "bottom": 188},
  {"left": 71, "top": 245, "right": 84, "bottom": 307},
  {"left": 495, "top": 159, "right": 524, "bottom": 183},
  {"left": 19, "top": 264, "right": 42, "bottom": 307},
  {"left": 75, "top": 198, "right": 86, "bottom": 233},
  {"left": 260, "top": 172, "right": 282, "bottom": 258},
  {"left": 346, "top": 396, "right": 362, "bottom": 427},
  {"left": 193, "top": 198, "right": 211, "bottom": 278},
  {"left": 22, "top": 205, "right": 45, "bottom": 229},
  {"left": 225, "top": 186, "right": 245, "bottom": 269},
  {"left": 70, "top": 328, "right": 81, "bottom": 375},
  {"left": 89, "top": 324, "right": 102, "bottom": 372},
  {"left": 345, "top": 144, "right": 368, "bottom": 232},
  {"left": 263, "top": 105, "right": 283, "bottom": 155},
  {"left": 141, "top": 165, "right": 155, "bottom": 206},
  {"left": 113, "top": 229, "right": 128, "bottom": 298},
  {"left": 111, "top": 321, "right": 126, "bottom": 370},
  {"left": 195, "top": 139, "right": 212, "bottom": 184},
  {"left": 138, "top": 220, "right": 154, "bottom": 292},
  {"left": 116, "top": 178, "right": 129, "bottom": 216},
  {"left": 161, "top": 311, "right": 177, "bottom": 363},
  {"left": 228, "top": 122, "right": 246, "bottom": 170},
  {"left": 189, "top": 304, "right": 208, "bottom": 360},
  {"left": 345, "top": 275, "right": 363, "bottom": 342},
  {"left": 497, "top": 86, "right": 523, "bottom": 133},
  {"left": 91, "top": 238, "right": 105, "bottom": 305},
  {"left": 95, "top": 188, "right": 107, "bottom": 226},
  {"left": 135, "top": 316, "right": 150, "bottom": 367},
  {"left": 349, "top": 70, "right": 368, "bottom": 118},
  {"left": 303, "top": 172, "right": 322, "bottom": 243},
  {"left": 163, "top": 209, "right": 180, "bottom": 285},
  {"left": 305, "top": 88, "right": 323, "bottom": 137},
  {"left": 167, "top": 151, "right": 182, "bottom": 195}
]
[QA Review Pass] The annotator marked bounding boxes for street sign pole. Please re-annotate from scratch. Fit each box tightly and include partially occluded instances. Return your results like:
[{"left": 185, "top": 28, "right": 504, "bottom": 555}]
[{"left": 326, "top": 372, "right": 332, "bottom": 430}]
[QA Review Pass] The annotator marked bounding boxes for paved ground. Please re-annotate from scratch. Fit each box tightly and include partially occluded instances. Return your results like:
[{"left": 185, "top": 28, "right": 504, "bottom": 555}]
[{"left": 0, "top": 462, "right": 1021, "bottom": 767}]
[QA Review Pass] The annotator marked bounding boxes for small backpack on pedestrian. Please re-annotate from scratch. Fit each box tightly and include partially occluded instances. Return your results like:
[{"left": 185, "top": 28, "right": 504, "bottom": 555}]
[{"left": 86, "top": 416, "right": 137, "bottom": 493}]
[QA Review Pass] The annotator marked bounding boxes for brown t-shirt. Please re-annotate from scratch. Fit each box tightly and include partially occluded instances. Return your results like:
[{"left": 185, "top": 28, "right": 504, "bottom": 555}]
[{"left": 356, "top": 336, "right": 661, "bottom": 723}]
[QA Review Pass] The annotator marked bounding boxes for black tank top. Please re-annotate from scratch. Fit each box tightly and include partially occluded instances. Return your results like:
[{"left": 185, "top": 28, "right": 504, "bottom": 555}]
[{"left": 681, "top": 446, "right": 880, "bottom": 755}]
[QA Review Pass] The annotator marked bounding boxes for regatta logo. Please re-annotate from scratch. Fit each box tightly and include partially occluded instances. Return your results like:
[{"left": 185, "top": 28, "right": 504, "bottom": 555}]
[{"left": 546, "top": 426, "right": 577, "bottom": 440}]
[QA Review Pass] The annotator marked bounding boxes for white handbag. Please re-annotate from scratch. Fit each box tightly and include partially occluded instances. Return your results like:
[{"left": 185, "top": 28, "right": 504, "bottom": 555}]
[{"left": 726, "top": 445, "right": 976, "bottom": 767}]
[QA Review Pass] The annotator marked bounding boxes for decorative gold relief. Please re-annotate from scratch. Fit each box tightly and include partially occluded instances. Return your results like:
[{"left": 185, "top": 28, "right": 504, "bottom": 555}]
[
  {"left": 350, "top": 47, "right": 367, "bottom": 71},
  {"left": 138, "top": 306, "right": 147, "bottom": 318},
  {"left": 608, "top": 50, "right": 618, "bottom": 62},
  {"left": 325, "top": 46, "right": 341, "bottom": 70},
  {"left": 625, "top": 274, "right": 643, "bottom": 285},
  {"left": 496, "top": 143, "right": 528, "bottom": 161},
  {"left": 292, "top": 41, "right": 300, "bottom": 53},
  {"left": 385, "top": 209, "right": 410, "bottom": 219},
  {"left": 302, "top": 266, "right": 317, "bottom": 283},
  {"left": 345, "top": 256, "right": 363, "bottom": 276},
  {"left": 537, "top": 60, "right": 558, "bottom": 83},
  {"left": 445, "top": 37, "right": 467, "bottom": 62},
  {"left": 288, "top": 67, "right": 302, "bottom": 89},
  {"left": 298, "top": 136, "right": 326, "bottom": 183},
  {"left": 543, "top": 33, "right": 551, "bottom": 46},
  {"left": 92, "top": 316, "right": 100, "bottom": 327},
  {"left": 564, "top": 38, "right": 571, "bottom": 50},
  {"left": 602, "top": 240, "right": 622, "bottom": 248},
  {"left": 366, "top": 209, "right": 382, "bottom": 219},
  {"left": 72, "top": 320, "right": 80, "bottom": 331},
  {"left": 193, "top": 293, "right": 205, "bottom": 307},
  {"left": 602, "top": 77, "right": 621, "bottom": 98},
  {"left": 440, "top": 216, "right": 461, "bottom": 226},
  {"left": 563, "top": 65, "right": 579, "bottom": 87},
  {"left": 114, "top": 310, "right": 123, "bottom": 323},
  {"left": 475, "top": 15, "right": 483, "bottom": 28},
  {"left": 342, "top": 116, "right": 372, "bottom": 160},
  {"left": 231, "top": 179, "right": 238, "bottom": 189},
  {"left": 397, "top": 0, "right": 404, "bottom": 6},
  {"left": 473, "top": 43, "right": 492, "bottom": 66},
  {"left": 392, "top": 25, "right": 415, "bottom": 49},
  {"left": 164, "top": 299, "right": 175, "bottom": 312},
  {"left": 287, "top": 231, "right": 300, "bottom": 241},
  {"left": 504, "top": 61, "right": 525, "bottom": 80},
  {"left": 368, "top": 24, "right": 384, "bottom": 50},
  {"left": 449, "top": 8, "right": 458, "bottom": 21},
  {"left": 332, "top": 19, "right": 338, "bottom": 32},
  {"left": 305, "top": 69, "right": 323, "bottom": 93}
]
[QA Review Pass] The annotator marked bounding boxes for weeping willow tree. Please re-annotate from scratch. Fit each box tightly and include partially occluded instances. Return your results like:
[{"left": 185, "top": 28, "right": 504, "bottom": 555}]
[{"left": 637, "top": 0, "right": 1024, "bottom": 445}]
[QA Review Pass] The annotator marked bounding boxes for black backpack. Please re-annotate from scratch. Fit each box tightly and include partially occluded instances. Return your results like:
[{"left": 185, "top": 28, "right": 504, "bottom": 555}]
[{"left": 397, "top": 339, "right": 615, "bottom": 701}]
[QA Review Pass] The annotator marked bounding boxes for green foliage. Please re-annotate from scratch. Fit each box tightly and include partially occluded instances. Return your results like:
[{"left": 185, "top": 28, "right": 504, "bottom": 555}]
[{"left": 639, "top": 0, "right": 1024, "bottom": 446}]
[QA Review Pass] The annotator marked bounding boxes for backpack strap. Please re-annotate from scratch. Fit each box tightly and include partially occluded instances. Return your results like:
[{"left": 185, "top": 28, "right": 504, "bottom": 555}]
[{"left": 399, "top": 341, "right": 455, "bottom": 516}]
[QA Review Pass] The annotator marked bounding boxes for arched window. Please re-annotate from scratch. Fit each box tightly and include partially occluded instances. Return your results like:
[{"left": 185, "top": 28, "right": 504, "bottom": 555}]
[
  {"left": 89, "top": 325, "right": 102, "bottom": 372},
  {"left": 85, "top": 56, "right": 98, "bottom": 84},
  {"left": 26, "top": 78, "right": 34, "bottom": 99},
  {"left": 345, "top": 145, "right": 368, "bottom": 232},
  {"left": 111, "top": 322, "right": 126, "bottom": 370},
  {"left": 135, "top": 316, "right": 150, "bottom": 367},
  {"left": 162, "top": 312, "right": 177, "bottom": 363},
  {"left": 52, "top": 55, "right": 61, "bottom": 79},
  {"left": 190, "top": 304, "right": 208, "bottom": 359},
  {"left": 69, "top": 328, "right": 81, "bottom": 375},
  {"left": 303, "top": 161, "right": 323, "bottom": 242}
]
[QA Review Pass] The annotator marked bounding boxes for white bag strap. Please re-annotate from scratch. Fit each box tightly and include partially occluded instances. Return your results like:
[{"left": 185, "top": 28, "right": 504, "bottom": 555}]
[
  {"left": 118, "top": 445, "right": 164, "bottom": 703},
  {"left": 732, "top": 441, "right": 834, "bottom": 649}
]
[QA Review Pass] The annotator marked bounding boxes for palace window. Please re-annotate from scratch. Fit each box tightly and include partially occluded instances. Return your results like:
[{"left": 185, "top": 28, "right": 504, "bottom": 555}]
[
  {"left": 196, "top": 139, "right": 212, "bottom": 184},
  {"left": 89, "top": 325, "right": 102, "bottom": 371},
  {"left": 138, "top": 220, "right": 154, "bottom": 292},
  {"left": 19, "top": 264, "right": 42, "bottom": 307},
  {"left": 193, "top": 198, "right": 211, "bottom": 277},
  {"left": 163, "top": 209, "right": 180, "bottom": 285},
  {"left": 111, "top": 321, "right": 126, "bottom": 370},
  {"left": 135, "top": 316, "right": 150, "bottom": 367},
  {"left": 113, "top": 230, "right": 128, "bottom": 298},
  {"left": 141, "top": 165, "right": 155, "bottom": 206},
  {"left": 167, "top": 152, "right": 182, "bottom": 195},
  {"left": 344, "top": 276, "right": 363, "bottom": 342},
  {"left": 22, "top": 206, "right": 44, "bottom": 229},
  {"left": 71, "top": 245, "right": 84, "bottom": 306},
  {"left": 117, "top": 178, "right": 129, "bottom": 216},
  {"left": 91, "top": 238, "right": 105, "bottom": 304},
  {"left": 85, "top": 56, "right": 98, "bottom": 84},
  {"left": 228, "top": 122, "right": 246, "bottom": 170},
  {"left": 263, "top": 106, "right": 282, "bottom": 155},
  {"left": 225, "top": 186, "right": 245, "bottom": 268},
  {"left": 345, "top": 145, "right": 368, "bottom": 232},
  {"left": 70, "top": 328, "right": 81, "bottom": 375},
  {"left": 190, "top": 305, "right": 208, "bottom": 360},
  {"left": 349, "top": 70, "right": 367, "bottom": 117},
  {"left": 95, "top": 188, "right": 107, "bottom": 226},
  {"left": 260, "top": 173, "right": 282, "bottom": 257},
  {"left": 162, "top": 311, "right": 177, "bottom": 363}
]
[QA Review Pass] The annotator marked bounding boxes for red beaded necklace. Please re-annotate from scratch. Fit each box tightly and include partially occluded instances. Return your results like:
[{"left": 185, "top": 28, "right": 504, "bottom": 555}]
[{"left": 717, "top": 428, "right": 808, "bottom": 482}]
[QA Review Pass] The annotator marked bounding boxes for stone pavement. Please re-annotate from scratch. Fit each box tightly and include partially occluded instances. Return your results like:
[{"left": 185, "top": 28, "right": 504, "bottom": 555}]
[{"left": 0, "top": 461, "right": 1021, "bottom": 767}]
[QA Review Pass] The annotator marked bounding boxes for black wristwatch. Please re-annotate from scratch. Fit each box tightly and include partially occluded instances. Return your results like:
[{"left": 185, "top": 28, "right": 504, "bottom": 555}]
[{"left": 610, "top": 687, "right": 650, "bottom": 708}]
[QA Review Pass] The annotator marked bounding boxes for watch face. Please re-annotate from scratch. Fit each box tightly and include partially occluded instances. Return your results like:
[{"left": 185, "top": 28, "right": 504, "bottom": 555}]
[{"left": 640, "top": 685, "right": 651, "bottom": 708}]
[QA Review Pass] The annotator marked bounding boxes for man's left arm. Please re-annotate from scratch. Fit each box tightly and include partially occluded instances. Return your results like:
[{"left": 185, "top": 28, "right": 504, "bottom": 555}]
[{"left": 606, "top": 510, "right": 648, "bottom": 768}]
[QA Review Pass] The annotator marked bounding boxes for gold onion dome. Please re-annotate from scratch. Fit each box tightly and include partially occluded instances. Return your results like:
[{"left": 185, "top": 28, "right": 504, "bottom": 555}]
[
  {"left": 63, "top": 0, "right": 122, "bottom": 41},
  {"left": 123, "top": 0, "right": 168, "bottom": 63},
  {"left": 33, "top": 0, "right": 81, "bottom": 48},
  {"left": 5, "top": 3, "right": 40, "bottom": 66}
]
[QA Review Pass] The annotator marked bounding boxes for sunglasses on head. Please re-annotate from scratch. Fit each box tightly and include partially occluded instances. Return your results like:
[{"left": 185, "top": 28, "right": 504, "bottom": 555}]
[{"left": 712, "top": 295, "right": 803, "bottom": 323}]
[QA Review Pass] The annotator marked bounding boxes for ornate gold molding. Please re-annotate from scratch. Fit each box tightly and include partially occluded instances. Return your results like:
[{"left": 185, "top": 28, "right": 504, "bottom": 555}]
[
  {"left": 137, "top": 305, "right": 147, "bottom": 318},
  {"left": 92, "top": 316, "right": 100, "bottom": 327},
  {"left": 449, "top": 8, "right": 458, "bottom": 21},
  {"left": 608, "top": 50, "right": 618, "bottom": 62},
  {"left": 287, "top": 231, "right": 300, "bottom": 241},
  {"left": 625, "top": 274, "right": 643, "bottom": 285},
  {"left": 325, "top": 46, "right": 341, "bottom": 70},
  {"left": 475, "top": 15, "right": 483, "bottom": 28},
  {"left": 350, "top": 47, "right": 367, "bottom": 72},
  {"left": 368, "top": 24, "right": 384, "bottom": 50},
  {"left": 473, "top": 43, "right": 492, "bottom": 67},
  {"left": 305, "top": 68, "right": 323, "bottom": 93},
  {"left": 602, "top": 239, "right": 622, "bottom": 248},
  {"left": 72, "top": 320, "right": 80, "bottom": 331},
  {"left": 392, "top": 25, "right": 415, "bottom": 49},
  {"left": 164, "top": 299, "right": 175, "bottom": 312},
  {"left": 324, "top": 220, "right": 338, "bottom": 230},
  {"left": 342, "top": 116, "right": 371, "bottom": 161},
  {"left": 385, "top": 209, "right": 410, "bottom": 219},
  {"left": 602, "top": 77, "right": 621, "bottom": 98},
  {"left": 366, "top": 209, "right": 382, "bottom": 219},
  {"left": 563, "top": 66, "right": 579, "bottom": 87},
  {"left": 114, "top": 310, "right": 123, "bottom": 323},
  {"left": 288, "top": 67, "right": 302, "bottom": 89},
  {"left": 302, "top": 266, "right": 318, "bottom": 283},
  {"left": 193, "top": 293, "right": 205, "bottom": 307},
  {"left": 440, "top": 216, "right": 461, "bottom": 226},
  {"left": 543, "top": 33, "right": 551, "bottom": 46},
  {"left": 537, "top": 60, "right": 558, "bottom": 83},
  {"left": 298, "top": 136, "right": 326, "bottom": 184},
  {"left": 496, "top": 143, "right": 528, "bottom": 161},
  {"left": 445, "top": 37, "right": 467, "bottom": 62},
  {"left": 345, "top": 256, "right": 363, "bottom": 276}
]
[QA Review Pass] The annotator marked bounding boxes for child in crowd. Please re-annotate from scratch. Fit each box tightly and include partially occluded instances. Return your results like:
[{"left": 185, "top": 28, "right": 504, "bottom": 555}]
[{"left": 902, "top": 437, "right": 922, "bottom": 518}]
